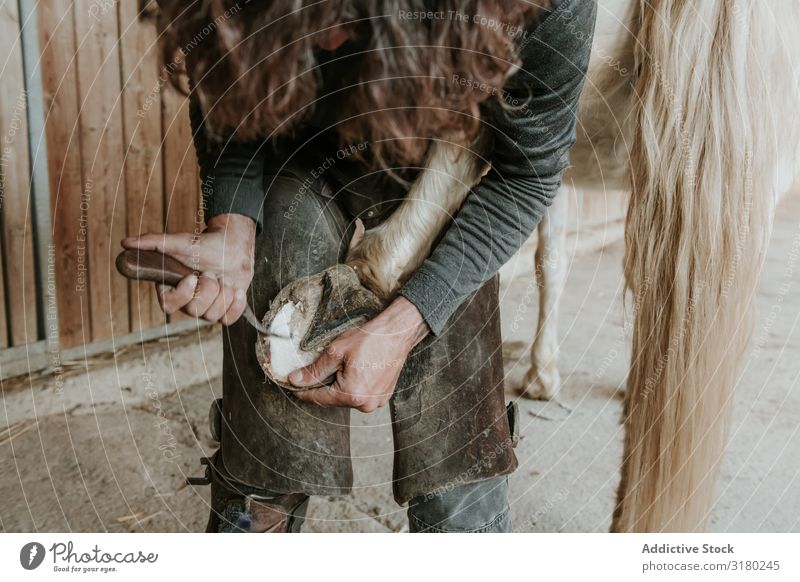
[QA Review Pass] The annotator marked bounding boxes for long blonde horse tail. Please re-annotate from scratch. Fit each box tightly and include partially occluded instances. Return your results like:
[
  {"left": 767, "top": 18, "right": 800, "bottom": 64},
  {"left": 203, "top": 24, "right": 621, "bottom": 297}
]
[{"left": 613, "top": 0, "right": 799, "bottom": 532}]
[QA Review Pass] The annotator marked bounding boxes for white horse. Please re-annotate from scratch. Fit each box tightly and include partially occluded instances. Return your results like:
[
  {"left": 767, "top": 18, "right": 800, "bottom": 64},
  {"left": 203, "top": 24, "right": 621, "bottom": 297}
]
[{"left": 345, "top": 0, "right": 800, "bottom": 531}]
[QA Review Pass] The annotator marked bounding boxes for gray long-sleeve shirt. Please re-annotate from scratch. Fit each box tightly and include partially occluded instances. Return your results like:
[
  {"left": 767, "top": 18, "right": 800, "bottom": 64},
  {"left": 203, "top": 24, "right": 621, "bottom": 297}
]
[{"left": 192, "top": 0, "right": 597, "bottom": 335}]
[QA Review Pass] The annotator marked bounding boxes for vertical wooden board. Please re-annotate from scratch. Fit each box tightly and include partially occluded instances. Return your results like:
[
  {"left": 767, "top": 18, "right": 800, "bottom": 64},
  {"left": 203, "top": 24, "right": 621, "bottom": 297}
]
[
  {"left": 161, "top": 71, "right": 201, "bottom": 323},
  {"left": 0, "top": 0, "right": 38, "bottom": 346},
  {"left": 162, "top": 82, "right": 200, "bottom": 235},
  {"left": 73, "top": 0, "right": 128, "bottom": 341},
  {"left": 118, "top": 1, "right": 165, "bottom": 331},
  {"left": 38, "top": 0, "right": 88, "bottom": 349},
  {"left": 0, "top": 233, "right": 8, "bottom": 348}
]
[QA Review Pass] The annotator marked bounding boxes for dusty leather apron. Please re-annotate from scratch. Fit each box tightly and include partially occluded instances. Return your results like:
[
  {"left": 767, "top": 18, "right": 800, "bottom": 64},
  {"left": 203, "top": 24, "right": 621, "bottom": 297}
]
[
  {"left": 214, "top": 145, "right": 518, "bottom": 503},
  {"left": 209, "top": 36, "right": 517, "bottom": 504}
]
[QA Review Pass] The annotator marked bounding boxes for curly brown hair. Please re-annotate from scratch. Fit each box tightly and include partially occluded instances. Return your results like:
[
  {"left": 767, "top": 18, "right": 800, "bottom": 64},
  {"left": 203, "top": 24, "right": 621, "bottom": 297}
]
[{"left": 156, "top": 0, "right": 544, "bottom": 167}]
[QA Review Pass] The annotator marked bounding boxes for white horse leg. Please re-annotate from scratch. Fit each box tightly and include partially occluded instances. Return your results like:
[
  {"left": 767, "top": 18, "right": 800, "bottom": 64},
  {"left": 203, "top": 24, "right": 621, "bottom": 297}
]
[
  {"left": 521, "top": 187, "right": 568, "bottom": 400},
  {"left": 346, "top": 135, "right": 490, "bottom": 301}
]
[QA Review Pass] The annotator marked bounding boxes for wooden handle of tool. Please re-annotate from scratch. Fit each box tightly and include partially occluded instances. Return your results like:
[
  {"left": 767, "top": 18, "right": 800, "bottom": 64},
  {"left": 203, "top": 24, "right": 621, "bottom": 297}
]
[{"left": 115, "top": 249, "right": 197, "bottom": 287}]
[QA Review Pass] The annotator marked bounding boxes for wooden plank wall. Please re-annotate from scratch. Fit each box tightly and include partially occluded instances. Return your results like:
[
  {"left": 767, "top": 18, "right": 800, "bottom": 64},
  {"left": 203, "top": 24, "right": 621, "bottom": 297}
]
[
  {"left": 74, "top": 0, "right": 129, "bottom": 341},
  {"left": 24, "top": 0, "right": 200, "bottom": 350},
  {"left": 118, "top": 0, "right": 165, "bottom": 332},
  {"left": 0, "top": 0, "right": 38, "bottom": 349},
  {"left": 38, "top": 0, "right": 87, "bottom": 349}
]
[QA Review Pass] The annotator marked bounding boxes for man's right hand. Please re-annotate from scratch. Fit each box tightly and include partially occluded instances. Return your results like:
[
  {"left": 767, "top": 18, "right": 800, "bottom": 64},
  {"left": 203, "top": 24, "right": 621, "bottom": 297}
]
[{"left": 121, "top": 213, "right": 256, "bottom": 325}]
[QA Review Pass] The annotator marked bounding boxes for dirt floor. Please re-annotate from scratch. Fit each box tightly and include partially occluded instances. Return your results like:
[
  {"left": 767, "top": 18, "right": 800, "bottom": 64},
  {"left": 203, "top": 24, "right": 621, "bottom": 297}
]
[{"left": 2, "top": 193, "right": 799, "bottom": 533}]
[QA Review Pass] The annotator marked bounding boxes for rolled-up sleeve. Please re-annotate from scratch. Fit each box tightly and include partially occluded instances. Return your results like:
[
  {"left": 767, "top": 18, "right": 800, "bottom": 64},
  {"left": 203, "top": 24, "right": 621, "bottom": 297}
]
[{"left": 399, "top": 0, "right": 597, "bottom": 335}]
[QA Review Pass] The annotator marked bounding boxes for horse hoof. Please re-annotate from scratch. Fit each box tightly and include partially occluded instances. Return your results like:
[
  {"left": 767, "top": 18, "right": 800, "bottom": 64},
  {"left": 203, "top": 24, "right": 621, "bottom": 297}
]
[
  {"left": 519, "top": 365, "right": 561, "bottom": 401},
  {"left": 255, "top": 264, "right": 382, "bottom": 390}
]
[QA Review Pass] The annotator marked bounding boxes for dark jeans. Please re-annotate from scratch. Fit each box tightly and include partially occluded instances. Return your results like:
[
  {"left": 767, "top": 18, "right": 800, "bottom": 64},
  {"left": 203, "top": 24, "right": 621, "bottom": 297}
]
[{"left": 408, "top": 476, "right": 511, "bottom": 533}]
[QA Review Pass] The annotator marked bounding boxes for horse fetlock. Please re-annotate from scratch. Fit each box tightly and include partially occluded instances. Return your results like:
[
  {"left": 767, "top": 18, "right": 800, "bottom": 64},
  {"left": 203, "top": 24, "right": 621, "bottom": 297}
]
[
  {"left": 346, "top": 257, "right": 397, "bottom": 303},
  {"left": 521, "top": 359, "right": 561, "bottom": 400},
  {"left": 345, "top": 230, "right": 401, "bottom": 303}
]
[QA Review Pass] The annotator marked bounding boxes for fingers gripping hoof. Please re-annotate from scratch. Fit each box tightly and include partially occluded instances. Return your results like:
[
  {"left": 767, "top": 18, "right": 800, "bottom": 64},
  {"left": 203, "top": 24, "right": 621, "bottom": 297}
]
[{"left": 255, "top": 264, "right": 382, "bottom": 390}]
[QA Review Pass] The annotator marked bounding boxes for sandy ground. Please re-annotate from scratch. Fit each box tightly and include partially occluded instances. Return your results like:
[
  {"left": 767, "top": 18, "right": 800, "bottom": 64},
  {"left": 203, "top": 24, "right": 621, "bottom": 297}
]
[{"left": 1, "top": 193, "right": 799, "bottom": 533}]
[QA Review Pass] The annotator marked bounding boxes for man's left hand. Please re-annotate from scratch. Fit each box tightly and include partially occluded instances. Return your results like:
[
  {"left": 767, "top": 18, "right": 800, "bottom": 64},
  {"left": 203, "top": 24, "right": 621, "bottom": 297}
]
[{"left": 289, "top": 296, "right": 429, "bottom": 412}]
